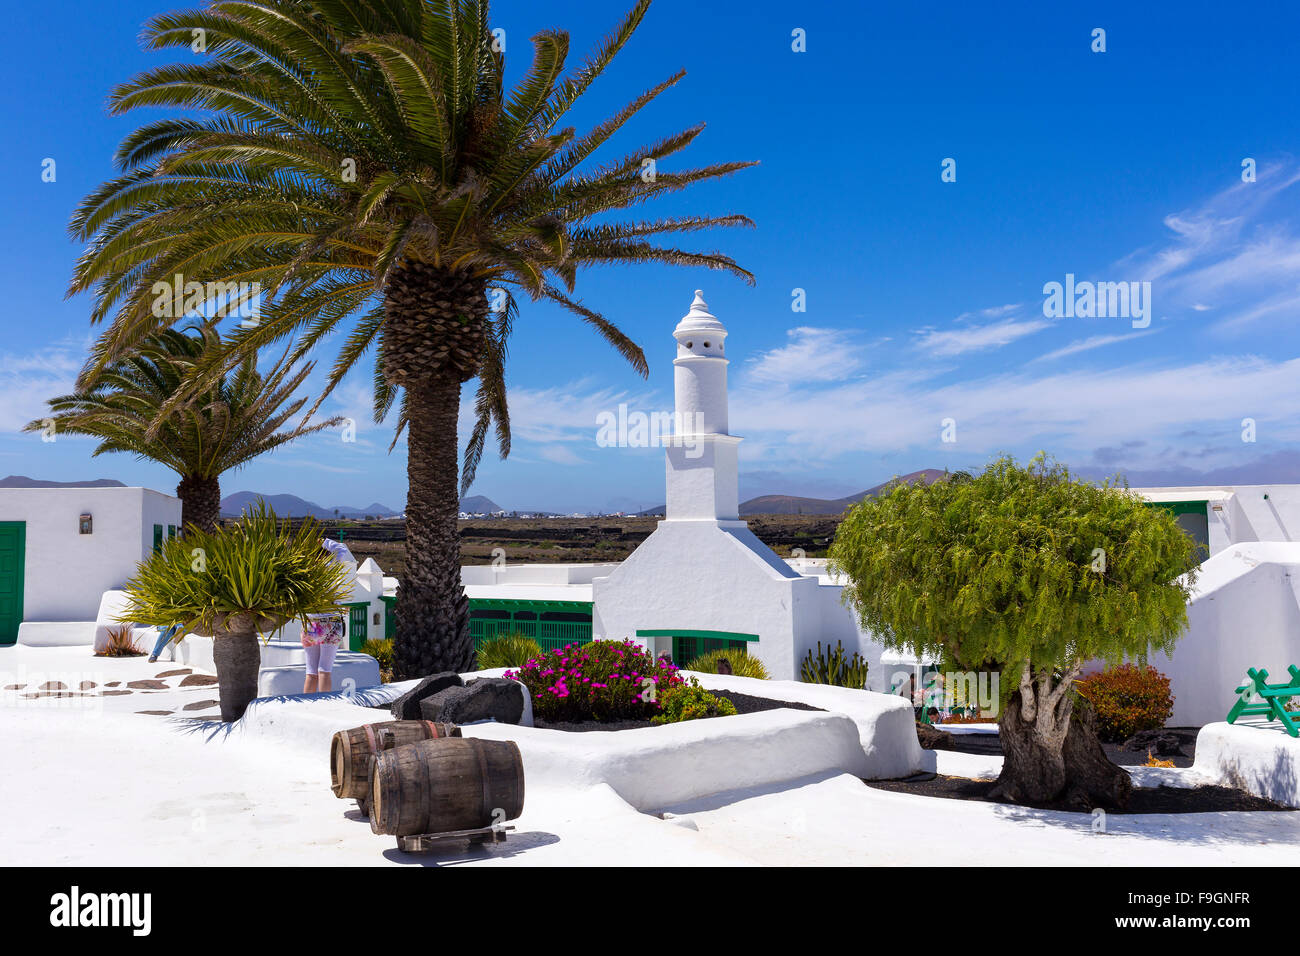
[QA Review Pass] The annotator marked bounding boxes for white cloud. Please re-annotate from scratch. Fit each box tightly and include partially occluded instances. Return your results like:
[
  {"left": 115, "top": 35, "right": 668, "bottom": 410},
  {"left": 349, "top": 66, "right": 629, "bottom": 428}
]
[
  {"left": 0, "top": 347, "right": 80, "bottom": 434},
  {"left": 730, "top": 353, "right": 1300, "bottom": 474},
  {"left": 746, "top": 327, "right": 863, "bottom": 383},
  {"left": 1035, "top": 329, "right": 1161, "bottom": 362},
  {"left": 1114, "top": 160, "right": 1300, "bottom": 332},
  {"left": 914, "top": 317, "right": 1051, "bottom": 357}
]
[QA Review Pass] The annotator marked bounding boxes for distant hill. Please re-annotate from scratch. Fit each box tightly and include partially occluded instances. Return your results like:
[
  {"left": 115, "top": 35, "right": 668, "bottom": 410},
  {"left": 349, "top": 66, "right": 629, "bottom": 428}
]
[
  {"left": 460, "top": 494, "right": 504, "bottom": 514},
  {"left": 221, "top": 491, "right": 401, "bottom": 519},
  {"left": 0, "top": 475, "right": 128, "bottom": 489},
  {"left": 637, "top": 468, "right": 948, "bottom": 517}
]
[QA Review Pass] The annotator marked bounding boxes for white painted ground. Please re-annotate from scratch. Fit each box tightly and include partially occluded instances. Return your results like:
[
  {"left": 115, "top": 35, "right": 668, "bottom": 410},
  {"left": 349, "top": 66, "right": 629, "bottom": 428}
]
[{"left": 2, "top": 644, "right": 1298, "bottom": 866}]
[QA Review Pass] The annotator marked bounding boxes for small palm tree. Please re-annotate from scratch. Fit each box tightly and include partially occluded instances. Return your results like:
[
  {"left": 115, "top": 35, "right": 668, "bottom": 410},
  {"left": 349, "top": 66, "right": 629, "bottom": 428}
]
[
  {"left": 26, "top": 324, "right": 341, "bottom": 531},
  {"left": 123, "top": 503, "right": 351, "bottom": 720},
  {"left": 68, "top": 0, "right": 755, "bottom": 678}
]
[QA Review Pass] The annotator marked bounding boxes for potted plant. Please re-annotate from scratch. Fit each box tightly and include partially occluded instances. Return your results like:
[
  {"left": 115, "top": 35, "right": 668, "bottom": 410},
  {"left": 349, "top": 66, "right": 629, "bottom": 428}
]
[{"left": 121, "top": 503, "right": 351, "bottom": 721}]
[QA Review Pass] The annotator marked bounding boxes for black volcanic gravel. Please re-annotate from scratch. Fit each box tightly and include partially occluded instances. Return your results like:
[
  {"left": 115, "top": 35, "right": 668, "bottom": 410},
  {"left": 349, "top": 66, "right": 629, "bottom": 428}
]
[
  {"left": 865, "top": 773, "right": 1294, "bottom": 814},
  {"left": 939, "top": 726, "right": 1199, "bottom": 768}
]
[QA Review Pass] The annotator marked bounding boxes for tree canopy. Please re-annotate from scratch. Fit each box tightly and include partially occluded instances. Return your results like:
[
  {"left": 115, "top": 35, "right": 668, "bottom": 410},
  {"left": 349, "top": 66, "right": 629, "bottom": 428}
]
[{"left": 827, "top": 454, "right": 1200, "bottom": 677}]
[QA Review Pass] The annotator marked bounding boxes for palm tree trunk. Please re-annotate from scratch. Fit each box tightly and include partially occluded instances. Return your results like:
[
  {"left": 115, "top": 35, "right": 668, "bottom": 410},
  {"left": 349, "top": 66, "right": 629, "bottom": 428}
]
[
  {"left": 177, "top": 474, "right": 221, "bottom": 532},
  {"left": 393, "top": 376, "right": 473, "bottom": 678},
  {"left": 381, "top": 263, "right": 487, "bottom": 680},
  {"left": 213, "top": 625, "right": 261, "bottom": 721}
]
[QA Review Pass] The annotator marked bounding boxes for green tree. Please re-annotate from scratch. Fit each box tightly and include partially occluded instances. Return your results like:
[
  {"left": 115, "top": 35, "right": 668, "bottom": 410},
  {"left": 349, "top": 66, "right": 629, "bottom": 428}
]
[
  {"left": 67, "top": 0, "right": 754, "bottom": 679},
  {"left": 828, "top": 454, "right": 1198, "bottom": 809},
  {"left": 123, "top": 503, "right": 351, "bottom": 720},
  {"left": 26, "top": 324, "right": 340, "bottom": 532}
]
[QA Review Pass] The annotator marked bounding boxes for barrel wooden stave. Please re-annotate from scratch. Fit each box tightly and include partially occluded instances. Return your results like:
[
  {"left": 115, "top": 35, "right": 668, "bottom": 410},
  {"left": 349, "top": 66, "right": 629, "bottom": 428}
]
[
  {"left": 329, "top": 720, "right": 459, "bottom": 800},
  {"left": 370, "top": 738, "right": 525, "bottom": 836}
]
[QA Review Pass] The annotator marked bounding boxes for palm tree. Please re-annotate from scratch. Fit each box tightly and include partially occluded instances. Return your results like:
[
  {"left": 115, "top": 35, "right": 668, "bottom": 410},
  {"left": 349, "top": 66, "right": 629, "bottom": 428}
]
[
  {"left": 26, "top": 324, "right": 342, "bottom": 531},
  {"left": 66, "top": 0, "right": 755, "bottom": 679}
]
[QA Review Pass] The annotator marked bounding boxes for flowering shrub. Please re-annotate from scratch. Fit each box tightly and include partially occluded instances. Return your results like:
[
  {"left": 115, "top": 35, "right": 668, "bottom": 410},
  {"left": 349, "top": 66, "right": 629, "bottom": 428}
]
[
  {"left": 504, "top": 639, "right": 683, "bottom": 722},
  {"left": 1075, "top": 664, "right": 1174, "bottom": 742},
  {"left": 652, "top": 677, "right": 738, "bottom": 724}
]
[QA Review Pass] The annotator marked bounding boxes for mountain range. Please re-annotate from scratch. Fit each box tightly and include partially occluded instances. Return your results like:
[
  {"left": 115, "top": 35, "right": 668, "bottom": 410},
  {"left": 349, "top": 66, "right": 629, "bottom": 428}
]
[
  {"left": 638, "top": 468, "right": 948, "bottom": 516},
  {"left": 0, "top": 475, "right": 128, "bottom": 489},
  {"left": 219, "top": 490, "right": 401, "bottom": 519},
  {"left": 4, "top": 470, "right": 946, "bottom": 518}
]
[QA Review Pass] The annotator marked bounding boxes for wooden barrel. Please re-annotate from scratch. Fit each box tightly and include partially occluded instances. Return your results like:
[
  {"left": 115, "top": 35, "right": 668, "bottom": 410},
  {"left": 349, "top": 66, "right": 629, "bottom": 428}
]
[
  {"left": 330, "top": 720, "right": 460, "bottom": 800},
  {"left": 369, "top": 738, "right": 525, "bottom": 836}
]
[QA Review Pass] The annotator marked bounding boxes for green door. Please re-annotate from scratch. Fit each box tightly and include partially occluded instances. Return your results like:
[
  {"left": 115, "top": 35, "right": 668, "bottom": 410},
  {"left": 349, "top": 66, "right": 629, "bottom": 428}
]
[{"left": 0, "top": 522, "right": 26, "bottom": 645}]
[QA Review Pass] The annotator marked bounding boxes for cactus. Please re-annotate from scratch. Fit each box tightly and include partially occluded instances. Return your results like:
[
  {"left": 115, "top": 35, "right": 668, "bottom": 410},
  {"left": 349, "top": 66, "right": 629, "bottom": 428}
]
[{"left": 800, "top": 640, "right": 870, "bottom": 689}]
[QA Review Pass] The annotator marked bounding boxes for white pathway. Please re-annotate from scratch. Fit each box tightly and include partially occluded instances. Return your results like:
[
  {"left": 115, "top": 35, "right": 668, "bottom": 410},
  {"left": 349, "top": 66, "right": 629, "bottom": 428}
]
[{"left": 2, "top": 644, "right": 1297, "bottom": 867}]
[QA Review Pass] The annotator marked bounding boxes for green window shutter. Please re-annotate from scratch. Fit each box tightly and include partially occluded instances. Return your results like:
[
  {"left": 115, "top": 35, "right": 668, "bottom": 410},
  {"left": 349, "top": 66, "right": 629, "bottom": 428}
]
[
  {"left": 168, "top": 525, "right": 177, "bottom": 539},
  {"left": 152, "top": 525, "right": 164, "bottom": 553},
  {"left": 346, "top": 602, "right": 369, "bottom": 650}
]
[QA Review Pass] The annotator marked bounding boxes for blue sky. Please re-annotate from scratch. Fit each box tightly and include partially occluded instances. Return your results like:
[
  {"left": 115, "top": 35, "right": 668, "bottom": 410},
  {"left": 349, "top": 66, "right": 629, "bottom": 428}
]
[{"left": 4, "top": 0, "right": 1300, "bottom": 514}]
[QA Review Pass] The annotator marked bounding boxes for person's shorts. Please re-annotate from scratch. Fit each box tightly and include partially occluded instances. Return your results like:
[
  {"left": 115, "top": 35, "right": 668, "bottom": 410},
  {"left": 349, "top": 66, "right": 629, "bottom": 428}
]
[{"left": 304, "top": 642, "right": 338, "bottom": 675}]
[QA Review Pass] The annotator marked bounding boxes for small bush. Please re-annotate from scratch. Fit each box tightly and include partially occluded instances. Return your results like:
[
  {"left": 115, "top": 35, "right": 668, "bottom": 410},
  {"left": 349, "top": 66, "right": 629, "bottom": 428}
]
[
  {"left": 477, "top": 633, "right": 543, "bottom": 670},
  {"left": 652, "top": 677, "right": 738, "bottom": 724},
  {"left": 504, "top": 639, "right": 682, "bottom": 723},
  {"left": 360, "top": 638, "right": 393, "bottom": 671},
  {"left": 97, "top": 625, "right": 144, "bottom": 658},
  {"left": 1076, "top": 664, "right": 1174, "bottom": 742},
  {"left": 800, "top": 640, "right": 869, "bottom": 689},
  {"left": 684, "top": 648, "right": 769, "bottom": 679}
]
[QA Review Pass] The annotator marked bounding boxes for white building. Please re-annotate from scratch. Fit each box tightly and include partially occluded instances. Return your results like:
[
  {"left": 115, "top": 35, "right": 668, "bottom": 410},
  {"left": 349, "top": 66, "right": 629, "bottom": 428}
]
[
  {"left": 1123, "top": 485, "right": 1300, "bottom": 726},
  {"left": 465, "top": 292, "right": 895, "bottom": 684},
  {"left": 0, "top": 486, "right": 181, "bottom": 645},
  {"left": 458, "top": 290, "right": 1300, "bottom": 726}
]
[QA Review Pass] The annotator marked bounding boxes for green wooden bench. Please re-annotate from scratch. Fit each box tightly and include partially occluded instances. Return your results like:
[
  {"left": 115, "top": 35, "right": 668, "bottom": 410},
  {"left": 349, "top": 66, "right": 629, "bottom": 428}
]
[{"left": 1226, "top": 666, "right": 1300, "bottom": 738}]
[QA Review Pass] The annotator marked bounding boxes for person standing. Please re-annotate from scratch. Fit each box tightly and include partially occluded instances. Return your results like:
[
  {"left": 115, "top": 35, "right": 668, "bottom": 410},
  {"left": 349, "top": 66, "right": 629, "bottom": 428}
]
[{"left": 303, "top": 539, "right": 350, "bottom": 693}]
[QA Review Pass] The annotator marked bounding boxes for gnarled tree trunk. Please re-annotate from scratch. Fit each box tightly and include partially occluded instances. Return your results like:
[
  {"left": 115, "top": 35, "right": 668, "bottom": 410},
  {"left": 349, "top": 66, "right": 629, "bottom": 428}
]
[
  {"left": 177, "top": 473, "right": 221, "bottom": 532},
  {"left": 382, "top": 264, "right": 487, "bottom": 680},
  {"left": 991, "top": 663, "right": 1131, "bottom": 810}
]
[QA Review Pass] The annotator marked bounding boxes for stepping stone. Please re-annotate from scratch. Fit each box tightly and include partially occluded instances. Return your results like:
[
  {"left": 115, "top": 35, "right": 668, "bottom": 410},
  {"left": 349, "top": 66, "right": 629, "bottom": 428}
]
[
  {"left": 23, "top": 691, "right": 81, "bottom": 699},
  {"left": 135, "top": 710, "right": 173, "bottom": 716},
  {"left": 100, "top": 690, "right": 132, "bottom": 697},
  {"left": 182, "top": 699, "right": 219, "bottom": 711},
  {"left": 79, "top": 680, "right": 97, "bottom": 690},
  {"left": 127, "top": 679, "right": 168, "bottom": 690},
  {"left": 4, "top": 684, "right": 24, "bottom": 691},
  {"left": 105, "top": 682, "right": 121, "bottom": 688},
  {"left": 179, "top": 674, "right": 218, "bottom": 687},
  {"left": 156, "top": 669, "right": 192, "bottom": 678},
  {"left": 39, "top": 681, "right": 67, "bottom": 691}
]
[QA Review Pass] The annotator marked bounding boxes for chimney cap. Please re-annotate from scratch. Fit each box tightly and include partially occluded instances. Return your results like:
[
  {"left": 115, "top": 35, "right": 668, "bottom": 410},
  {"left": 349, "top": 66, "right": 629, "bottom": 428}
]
[{"left": 674, "top": 288, "right": 727, "bottom": 337}]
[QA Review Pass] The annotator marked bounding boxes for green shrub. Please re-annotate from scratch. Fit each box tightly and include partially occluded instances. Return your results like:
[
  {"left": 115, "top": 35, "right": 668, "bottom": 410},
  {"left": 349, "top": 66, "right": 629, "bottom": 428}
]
[
  {"left": 477, "top": 633, "right": 543, "bottom": 670},
  {"left": 122, "top": 502, "right": 350, "bottom": 633},
  {"left": 1076, "top": 664, "right": 1174, "bottom": 742},
  {"left": 504, "top": 639, "right": 682, "bottom": 723},
  {"left": 800, "top": 640, "right": 869, "bottom": 689},
  {"left": 360, "top": 638, "right": 393, "bottom": 671},
  {"left": 684, "top": 647, "right": 769, "bottom": 679},
  {"left": 652, "top": 677, "right": 738, "bottom": 724}
]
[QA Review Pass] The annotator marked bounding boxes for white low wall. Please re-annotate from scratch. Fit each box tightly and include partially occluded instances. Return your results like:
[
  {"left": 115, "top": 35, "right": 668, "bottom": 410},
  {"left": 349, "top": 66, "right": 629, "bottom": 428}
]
[
  {"left": 686, "top": 671, "right": 924, "bottom": 779},
  {"left": 16, "top": 622, "right": 96, "bottom": 647},
  {"left": 467, "top": 710, "right": 866, "bottom": 811},
  {"left": 257, "top": 654, "right": 381, "bottom": 697},
  {"left": 1192, "top": 721, "right": 1300, "bottom": 808},
  {"left": 227, "top": 668, "right": 910, "bottom": 812}
]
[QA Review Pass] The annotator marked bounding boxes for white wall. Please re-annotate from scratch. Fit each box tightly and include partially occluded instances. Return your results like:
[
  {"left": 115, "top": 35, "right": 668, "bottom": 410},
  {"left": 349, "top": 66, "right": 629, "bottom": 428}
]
[
  {"left": 1134, "top": 484, "right": 1300, "bottom": 555},
  {"left": 593, "top": 519, "right": 814, "bottom": 679},
  {"left": 1148, "top": 542, "right": 1300, "bottom": 726},
  {"left": 0, "top": 487, "right": 181, "bottom": 622}
]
